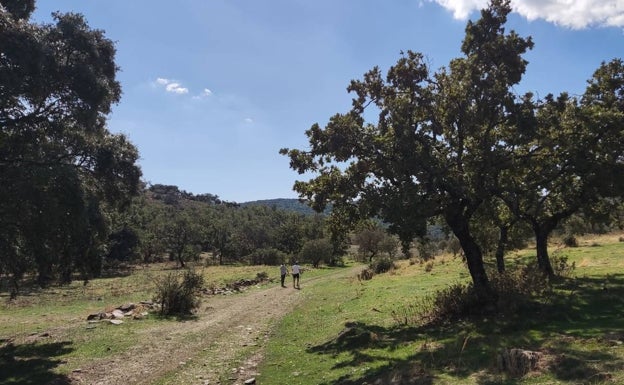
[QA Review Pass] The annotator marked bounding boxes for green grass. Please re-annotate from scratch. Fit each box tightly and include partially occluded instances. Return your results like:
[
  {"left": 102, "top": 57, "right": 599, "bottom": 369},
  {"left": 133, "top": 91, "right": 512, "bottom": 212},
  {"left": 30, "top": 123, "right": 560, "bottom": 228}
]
[
  {"left": 259, "top": 234, "right": 624, "bottom": 385},
  {"left": 2, "top": 235, "right": 624, "bottom": 385},
  {"left": 0, "top": 262, "right": 280, "bottom": 384}
]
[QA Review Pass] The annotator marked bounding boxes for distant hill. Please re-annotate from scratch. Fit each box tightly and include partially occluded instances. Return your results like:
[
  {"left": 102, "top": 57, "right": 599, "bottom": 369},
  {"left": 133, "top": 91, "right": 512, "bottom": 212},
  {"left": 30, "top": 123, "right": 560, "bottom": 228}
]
[{"left": 240, "top": 198, "right": 326, "bottom": 216}]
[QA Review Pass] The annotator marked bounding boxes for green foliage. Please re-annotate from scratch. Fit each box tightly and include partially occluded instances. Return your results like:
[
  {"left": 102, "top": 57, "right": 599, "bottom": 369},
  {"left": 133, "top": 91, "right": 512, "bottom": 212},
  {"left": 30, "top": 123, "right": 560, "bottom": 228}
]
[
  {"left": 562, "top": 234, "right": 579, "bottom": 247},
  {"left": 392, "top": 264, "right": 552, "bottom": 326},
  {"left": 369, "top": 258, "right": 395, "bottom": 274},
  {"left": 353, "top": 225, "right": 387, "bottom": 262},
  {"left": 281, "top": 0, "right": 624, "bottom": 302},
  {"left": 153, "top": 269, "right": 204, "bottom": 316},
  {"left": 551, "top": 254, "right": 576, "bottom": 278},
  {"left": 241, "top": 198, "right": 329, "bottom": 216},
  {"left": 281, "top": 0, "right": 536, "bottom": 300},
  {"left": 299, "top": 238, "right": 333, "bottom": 268},
  {"left": 247, "top": 247, "right": 287, "bottom": 265},
  {"left": 0, "top": 1, "right": 141, "bottom": 289}
]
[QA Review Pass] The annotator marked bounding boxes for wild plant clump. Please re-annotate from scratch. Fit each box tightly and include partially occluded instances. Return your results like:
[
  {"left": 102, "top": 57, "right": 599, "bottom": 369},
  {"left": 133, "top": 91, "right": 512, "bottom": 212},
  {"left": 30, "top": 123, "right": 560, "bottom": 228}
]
[
  {"left": 154, "top": 269, "right": 204, "bottom": 316},
  {"left": 392, "top": 264, "right": 552, "bottom": 326},
  {"left": 551, "top": 254, "right": 576, "bottom": 278},
  {"left": 562, "top": 234, "right": 578, "bottom": 247},
  {"left": 391, "top": 283, "right": 479, "bottom": 326},
  {"left": 370, "top": 258, "right": 396, "bottom": 274}
]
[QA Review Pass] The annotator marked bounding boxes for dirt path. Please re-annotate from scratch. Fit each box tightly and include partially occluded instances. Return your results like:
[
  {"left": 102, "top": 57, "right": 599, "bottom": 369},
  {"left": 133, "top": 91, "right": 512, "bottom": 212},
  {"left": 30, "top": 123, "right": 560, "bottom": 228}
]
[{"left": 70, "top": 267, "right": 359, "bottom": 385}]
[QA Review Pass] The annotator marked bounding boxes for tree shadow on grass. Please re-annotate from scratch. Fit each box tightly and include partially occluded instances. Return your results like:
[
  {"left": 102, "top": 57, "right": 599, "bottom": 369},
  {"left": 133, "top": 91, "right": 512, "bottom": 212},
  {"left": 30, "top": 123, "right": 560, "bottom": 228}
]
[
  {"left": 307, "top": 321, "right": 456, "bottom": 385},
  {"left": 306, "top": 274, "right": 624, "bottom": 385},
  {"left": 0, "top": 341, "right": 73, "bottom": 385}
]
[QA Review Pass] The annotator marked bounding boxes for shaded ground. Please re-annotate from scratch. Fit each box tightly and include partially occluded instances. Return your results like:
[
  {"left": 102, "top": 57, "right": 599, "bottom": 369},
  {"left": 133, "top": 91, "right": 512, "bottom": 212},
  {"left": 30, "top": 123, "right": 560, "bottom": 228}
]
[{"left": 68, "top": 267, "right": 357, "bottom": 385}]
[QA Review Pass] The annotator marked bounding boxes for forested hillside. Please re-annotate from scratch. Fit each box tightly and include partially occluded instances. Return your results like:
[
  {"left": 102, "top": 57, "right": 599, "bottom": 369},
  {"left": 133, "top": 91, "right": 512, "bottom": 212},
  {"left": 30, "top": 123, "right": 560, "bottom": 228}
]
[{"left": 241, "top": 198, "right": 327, "bottom": 216}]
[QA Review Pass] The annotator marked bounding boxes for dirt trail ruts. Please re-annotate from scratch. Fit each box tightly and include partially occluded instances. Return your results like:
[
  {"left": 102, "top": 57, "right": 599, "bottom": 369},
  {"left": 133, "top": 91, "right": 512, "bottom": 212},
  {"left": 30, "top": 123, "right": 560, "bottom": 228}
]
[{"left": 70, "top": 267, "right": 359, "bottom": 385}]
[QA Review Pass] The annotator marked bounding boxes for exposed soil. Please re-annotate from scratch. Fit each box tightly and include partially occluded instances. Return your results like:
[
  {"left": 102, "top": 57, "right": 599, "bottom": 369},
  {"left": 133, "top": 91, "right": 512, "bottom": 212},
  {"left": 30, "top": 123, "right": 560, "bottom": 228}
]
[{"left": 69, "top": 267, "right": 357, "bottom": 385}]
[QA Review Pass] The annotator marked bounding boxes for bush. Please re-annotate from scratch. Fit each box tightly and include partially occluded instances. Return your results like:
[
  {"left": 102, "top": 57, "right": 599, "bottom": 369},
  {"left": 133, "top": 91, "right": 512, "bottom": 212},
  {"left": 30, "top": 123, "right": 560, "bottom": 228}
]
[
  {"left": 392, "top": 264, "right": 551, "bottom": 326},
  {"left": 551, "top": 254, "right": 575, "bottom": 278},
  {"left": 392, "top": 283, "right": 479, "bottom": 326},
  {"left": 358, "top": 268, "right": 374, "bottom": 281},
  {"left": 370, "top": 258, "right": 395, "bottom": 274},
  {"left": 562, "top": 234, "right": 578, "bottom": 247},
  {"left": 247, "top": 248, "right": 287, "bottom": 265},
  {"left": 154, "top": 269, "right": 204, "bottom": 316}
]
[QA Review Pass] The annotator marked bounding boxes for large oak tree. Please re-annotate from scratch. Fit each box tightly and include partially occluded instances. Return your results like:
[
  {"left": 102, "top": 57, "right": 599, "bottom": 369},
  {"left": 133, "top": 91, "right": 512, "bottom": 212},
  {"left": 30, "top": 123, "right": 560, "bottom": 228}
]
[
  {"left": 0, "top": 0, "right": 141, "bottom": 290},
  {"left": 282, "top": 0, "right": 532, "bottom": 302}
]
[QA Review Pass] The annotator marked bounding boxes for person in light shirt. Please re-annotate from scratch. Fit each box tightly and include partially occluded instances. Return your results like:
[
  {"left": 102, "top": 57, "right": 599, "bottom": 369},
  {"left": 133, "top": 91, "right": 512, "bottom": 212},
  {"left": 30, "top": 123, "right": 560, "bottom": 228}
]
[{"left": 291, "top": 262, "right": 301, "bottom": 289}]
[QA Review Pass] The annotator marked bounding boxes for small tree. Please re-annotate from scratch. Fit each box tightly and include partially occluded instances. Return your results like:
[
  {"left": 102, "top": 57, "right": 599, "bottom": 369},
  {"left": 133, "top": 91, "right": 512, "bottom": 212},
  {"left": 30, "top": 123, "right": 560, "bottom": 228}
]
[
  {"left": 299, "top": 238, "right": 333, "bottom": 268},
  {"left": 354, "top": 226, "right": 387, "bottom": 262}
]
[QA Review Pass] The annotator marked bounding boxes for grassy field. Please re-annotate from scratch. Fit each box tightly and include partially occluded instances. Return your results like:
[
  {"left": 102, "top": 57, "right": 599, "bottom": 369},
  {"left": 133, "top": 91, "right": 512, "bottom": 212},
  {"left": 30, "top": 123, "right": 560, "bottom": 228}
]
[
  {"left": 0, "top": 262, "right": 282, "bottom": 384},
  {"left": 1, "top": 233, "right": 623, "bottom": 384},
  {"left": 259, "top": 233, "right": 624, "bottom": 385}
]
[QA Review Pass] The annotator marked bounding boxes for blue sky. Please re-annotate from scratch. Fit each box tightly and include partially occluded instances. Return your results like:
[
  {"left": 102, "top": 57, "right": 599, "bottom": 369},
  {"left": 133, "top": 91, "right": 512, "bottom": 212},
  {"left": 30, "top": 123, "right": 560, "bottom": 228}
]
[{"left": 33, "top": 0, "right": 624, "bottom": 202}]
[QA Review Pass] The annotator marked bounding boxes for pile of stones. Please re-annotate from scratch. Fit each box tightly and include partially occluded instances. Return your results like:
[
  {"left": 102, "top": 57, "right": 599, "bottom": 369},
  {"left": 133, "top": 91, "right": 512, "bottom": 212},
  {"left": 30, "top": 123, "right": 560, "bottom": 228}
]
[{"left": 86, "top": 301, "right": 159, "bottom": 324}]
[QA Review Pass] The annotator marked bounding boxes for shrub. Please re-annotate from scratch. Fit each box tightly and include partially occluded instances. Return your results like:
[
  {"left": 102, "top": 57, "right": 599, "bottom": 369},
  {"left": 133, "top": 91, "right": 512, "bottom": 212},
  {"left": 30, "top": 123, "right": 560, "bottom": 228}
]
[
  {"left": 424, "top": 261, "right": 434, "bottom": 272},
  {"left": 489, "top": 265, "right": 550, "bottom": 313},
  {"left": 392, "top": 283, "right": 480, "bottom": 326},
  {"left": 392, "top": 264, "right": 551, "bottom": 326},
  {"left": 416, "top": 240, "right": 435, "bottom": 261},
  {"left": 154, "top": 269, "right": 204, "bottom": 316},
  {"left": 247, "top": 248, "right": 287, "bottom": 265},
  {"left": 370, "top": 258, "right": 395, "bottom": 274},
  {"left": 358, "top": 268, "right": 374, "bottom": 281},
  {"left": 551, "top": 254, "right": 575, "bottom": 278},
  {"left": 562, "top": 234, "right": 578, "bottom": 247}
]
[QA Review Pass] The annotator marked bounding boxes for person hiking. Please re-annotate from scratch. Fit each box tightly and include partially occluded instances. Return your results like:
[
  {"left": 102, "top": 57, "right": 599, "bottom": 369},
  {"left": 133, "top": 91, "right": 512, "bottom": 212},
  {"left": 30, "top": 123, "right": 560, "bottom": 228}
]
[
  {"left": 292, "top": 262, "right": 301, "bottom": 289},
  {"left": 279, "top": 263, "right": 288, "bottom": 287}
]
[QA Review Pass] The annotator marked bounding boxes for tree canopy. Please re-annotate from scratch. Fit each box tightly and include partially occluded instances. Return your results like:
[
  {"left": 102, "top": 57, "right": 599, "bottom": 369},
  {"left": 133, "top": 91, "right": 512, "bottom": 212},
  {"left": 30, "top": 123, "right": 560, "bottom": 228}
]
[
  {"left": 281, "top": 0, "right": 624, "bottom": 301},
  {"left": 0, "top": 0, "right": 141, "bottom": 290}
]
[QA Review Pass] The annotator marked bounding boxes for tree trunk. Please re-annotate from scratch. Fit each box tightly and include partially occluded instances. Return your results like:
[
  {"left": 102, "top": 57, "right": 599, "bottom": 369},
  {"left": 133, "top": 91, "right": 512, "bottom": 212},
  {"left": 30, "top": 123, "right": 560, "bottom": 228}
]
[
  {"left": 445, "top": 209, "right": 494, "bottom": 303},
  {"left": 534, "top": 227, "right": 554, "bottom": 278},
  {"left": 495, "top": 226, "right": 508, "bottom": 273}
]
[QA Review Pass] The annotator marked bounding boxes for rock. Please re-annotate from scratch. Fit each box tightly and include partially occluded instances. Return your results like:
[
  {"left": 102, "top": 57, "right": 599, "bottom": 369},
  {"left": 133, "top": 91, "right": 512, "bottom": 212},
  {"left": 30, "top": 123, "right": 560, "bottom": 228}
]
[
  {"left": 133, "top": 312, "right": 149, "bottom": 320},
  {"left": 244, "top": 378, "right": 256, "bottom": 384},
  {"left": 111, "top": 309, "right": 125, "bottom": 319},
  {"left": 87, "top": 313, "right": 101, "bottom": 321},
  {"left": 107, "top": 319, "right": 123, "bottom": 325},
  {"left": 118, "top": 303, "right": 135, "bottom": 311}
]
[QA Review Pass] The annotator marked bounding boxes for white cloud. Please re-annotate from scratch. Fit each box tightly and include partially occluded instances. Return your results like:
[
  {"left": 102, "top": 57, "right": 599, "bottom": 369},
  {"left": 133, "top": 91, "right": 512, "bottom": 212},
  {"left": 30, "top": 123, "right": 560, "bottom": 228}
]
[
  {"left": 154, "top": 77, "right": 189, "bottom": 94},
  {"left": 432, "top": 0, "right": 487, "bottom": 20},
  {"left": 430, "top": 0, "right": 624, "bottom": 28},
  {"left": 192, "top": 88, "right": 214, "bottom": 100},
  {"left": 165, "top": 83, "right": 189, "bottom": 94},
  {"left": 244, "top": 118, "right": 254, "bottom": 124}
]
